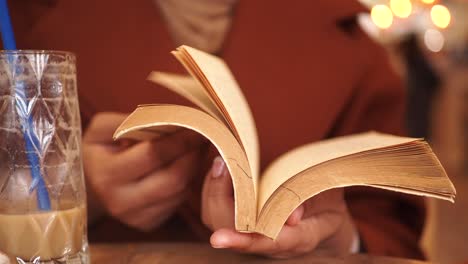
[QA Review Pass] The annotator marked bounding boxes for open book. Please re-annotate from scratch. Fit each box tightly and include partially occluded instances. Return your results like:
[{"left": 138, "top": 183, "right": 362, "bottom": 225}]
[{"left": 114, "top": 45, "right": 456, "bottom": 239}]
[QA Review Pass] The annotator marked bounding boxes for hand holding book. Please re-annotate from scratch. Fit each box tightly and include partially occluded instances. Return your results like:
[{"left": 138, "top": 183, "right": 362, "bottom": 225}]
[
  {"left": 114, "top": 45, "right": 456, "bottom": 248},
  {"left": 202, "top": 157, "right": 356, "bottom": 258}
]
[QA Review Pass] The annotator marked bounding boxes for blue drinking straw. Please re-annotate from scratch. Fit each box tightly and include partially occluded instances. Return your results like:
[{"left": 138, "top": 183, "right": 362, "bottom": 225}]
[{"left": 0, "top": 0, "right": 51, "bottom": 210}]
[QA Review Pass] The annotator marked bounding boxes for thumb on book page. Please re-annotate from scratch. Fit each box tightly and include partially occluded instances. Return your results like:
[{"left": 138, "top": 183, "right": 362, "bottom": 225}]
[
  {"left": 286, "top": 205, "right": 304, "bottom": 226},
  {"left": 202, "top": 156, "right": 235, "bottom": 230}
]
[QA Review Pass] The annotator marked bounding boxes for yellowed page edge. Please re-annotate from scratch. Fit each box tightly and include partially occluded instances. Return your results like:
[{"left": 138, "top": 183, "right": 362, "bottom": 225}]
[
  {"left": 170, "top": 51, "right": 239, "bottom": 136},
  {"left": 147, "top": 71, "right": 225, "bottom": 122},
  {"left": 113, "top": 105, "right": 257, "bottom": 231},
  {"left": 259, "top": 132, "right": 423, "bottom": 209},
  {"left": 175, "top": 45, "right": 260, "bottom": 184},
  {"left": 255, "top": 141, "right": 456, "bottom": 239}
]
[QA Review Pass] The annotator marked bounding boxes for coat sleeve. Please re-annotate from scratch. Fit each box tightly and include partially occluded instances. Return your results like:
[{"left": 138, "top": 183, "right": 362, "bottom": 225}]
[{"left": 331, "top": 26, "right": 426, "bottom": 259}]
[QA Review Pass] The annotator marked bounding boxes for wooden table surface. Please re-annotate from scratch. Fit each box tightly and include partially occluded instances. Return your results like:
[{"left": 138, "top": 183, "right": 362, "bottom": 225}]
[{"left": 90, "top": 243, "right": 429, "bottom": 264}]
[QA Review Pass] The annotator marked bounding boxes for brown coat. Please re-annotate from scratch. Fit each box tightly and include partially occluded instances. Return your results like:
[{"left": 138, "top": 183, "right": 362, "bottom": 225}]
[{"left": 7, "top": 0, "right": 425, "bottom": 259}]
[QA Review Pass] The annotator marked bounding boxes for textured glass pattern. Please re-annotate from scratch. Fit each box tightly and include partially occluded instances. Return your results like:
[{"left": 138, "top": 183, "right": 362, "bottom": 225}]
[{"left": 0, "top": 51, "right": 88, "bottom": 263}]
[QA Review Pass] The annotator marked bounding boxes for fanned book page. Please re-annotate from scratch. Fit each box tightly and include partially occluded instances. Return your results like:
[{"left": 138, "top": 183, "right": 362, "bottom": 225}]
[
  {"left": 147, "top": 72, "right": 224, "bottom": 122},
  {"left": 114, "top": 105, "right": 257, "bottom": 231},
  {"left": 115, "top": 45, "right": 456, "bottom": 240},
  {"left": 259, "top": 132, "right": 454, "bottom": 209},
  {"left": 172, "top": 46, "right": 260, "bottom": 187},
  {"left": 256, "top": 132, "right": 455, "bottom": 238}
]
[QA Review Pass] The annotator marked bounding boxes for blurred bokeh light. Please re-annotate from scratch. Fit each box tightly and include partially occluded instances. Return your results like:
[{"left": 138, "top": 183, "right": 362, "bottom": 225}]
[
  {"left": 390, "top": 0, "right": 413, "bottom": 18},
  {"left": 358, "top": 1, "right": 468, "bottom": 262},
  {"left": 424, "top": 28, "right": 445, "bottom": 52},
  {"left": 431, "top": 5, "right": 451, "bottom": 28},
  {"left": 371, "top": 5, "right": 394, "bottom": 29},
  {"left": 358, "top": 0, "right": 463, "bottom": 54}
]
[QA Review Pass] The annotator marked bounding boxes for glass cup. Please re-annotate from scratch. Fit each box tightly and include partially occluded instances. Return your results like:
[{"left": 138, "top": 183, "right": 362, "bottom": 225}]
[{"left": 0, "top": 51, "right": 89, "bottom": 264}]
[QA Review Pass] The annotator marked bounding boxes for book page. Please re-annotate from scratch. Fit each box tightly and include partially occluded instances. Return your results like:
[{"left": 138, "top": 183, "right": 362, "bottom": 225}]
[
  {"left": 255, "top": 132, "right": 456, "bottom": 239},
  {"left": 114, "top": 104, "right": 257, "bottom": 232},
  {"left": 147, "top": 72, "right": 225, "bottom": 123},
  {"left": 172, "top": 46, "right": 260, "bottom": 188},
  {"left": 258, "top": 132, "right": 421, "bottom": 208}
]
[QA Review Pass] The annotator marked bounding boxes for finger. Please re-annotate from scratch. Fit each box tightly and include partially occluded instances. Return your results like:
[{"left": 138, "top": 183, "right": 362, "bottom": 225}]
[
  {"left": 211, "top": 228, "right": 253, "bottom": 249},
  {"left": 122, "top": 191, "right": 188, "bottom": 232},
  {"left": 210, "top": 226, "right": 304, "bottom": 257},
  {"left": 111, "top": 129, "right": 205, "bottom": 182},
  {"left": 286, "top": 210, "right": 345, "bottom": 253},
  {"left": 201, "top": 156, "right": 235, "bottom": 230},
  {"left": 210, "top": 211, "right": 342, "bottom": 256},
  {"left": 210, "top": 228, "right": 283, "bottom": 255},
  {"left": 285, "top": 204, "right": 304, "bottom": 226},
  {"left": 118, "top": 149, "right": 200, "bottom": 211},
  {"left": 210, "top": 190, "right": 348, "bottom": 257},
  {"left": 84, "top": 112, "right": 129, "bottom": 143}
]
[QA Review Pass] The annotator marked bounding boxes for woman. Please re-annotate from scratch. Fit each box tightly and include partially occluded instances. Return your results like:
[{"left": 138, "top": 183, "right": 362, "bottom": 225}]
[{"left": 8, "top": 0, "right": 425, "bottom": 259}]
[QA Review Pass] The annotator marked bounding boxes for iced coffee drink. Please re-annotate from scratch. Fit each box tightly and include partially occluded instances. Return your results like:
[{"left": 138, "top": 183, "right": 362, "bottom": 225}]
[
  {"left": 0, "top": 51, "right": 89, "bottom": 263},
  {"left": 0, "top": 202, "right": 86, "bottom": 261}
]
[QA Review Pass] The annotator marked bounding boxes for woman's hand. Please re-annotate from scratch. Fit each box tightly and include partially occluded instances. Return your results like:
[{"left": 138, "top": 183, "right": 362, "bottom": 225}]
[
  {"left": 83, "top": 112, "right": 205, "bottom": 231},
  {"left": 201, "top": 156, "right": 358, "bottom": 258}
]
